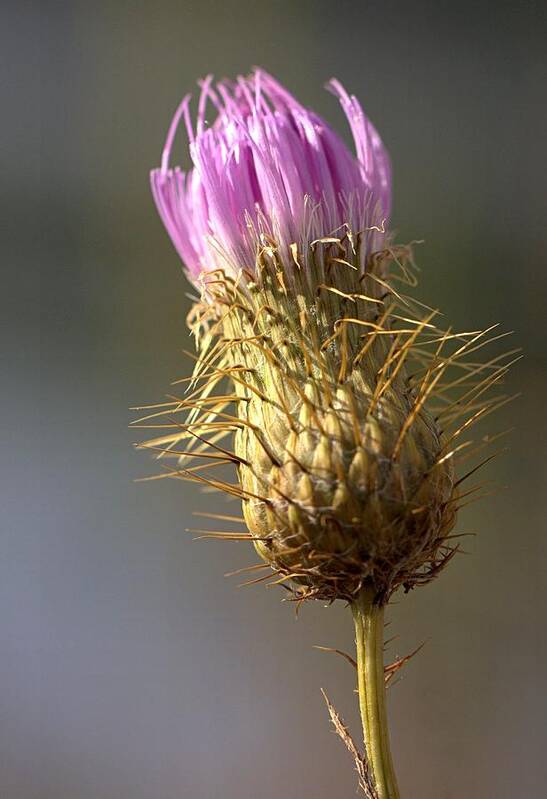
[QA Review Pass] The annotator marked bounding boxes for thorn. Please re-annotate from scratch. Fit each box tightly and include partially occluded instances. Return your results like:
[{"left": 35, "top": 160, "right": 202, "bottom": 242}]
[
  {"left": 313, "top": 645, "right": 357, "bottom": 670},
  {"left": 384, "top": 641, "right": 426, "bottom": 685}
]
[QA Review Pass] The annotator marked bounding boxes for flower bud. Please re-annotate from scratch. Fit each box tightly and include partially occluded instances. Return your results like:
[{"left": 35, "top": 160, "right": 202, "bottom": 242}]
[
  {"left": 143, "top": 70, "right": 510, "bottom": 605},
  {"left": 196, "top": 244, "right": 457, "bottom": 602}
]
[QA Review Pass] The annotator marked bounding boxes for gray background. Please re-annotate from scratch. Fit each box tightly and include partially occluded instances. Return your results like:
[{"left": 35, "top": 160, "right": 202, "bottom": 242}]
[{"left": 4, "top": 1, "right": 546, "bottom": 797}]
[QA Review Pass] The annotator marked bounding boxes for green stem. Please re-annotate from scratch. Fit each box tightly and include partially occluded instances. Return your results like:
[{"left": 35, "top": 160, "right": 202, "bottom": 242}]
[{"left": 351, "top": 587, "right": 400, "bottom": 799}]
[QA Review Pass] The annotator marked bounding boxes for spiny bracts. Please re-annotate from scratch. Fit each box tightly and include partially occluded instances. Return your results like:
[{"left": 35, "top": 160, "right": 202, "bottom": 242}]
[{"left": 134, "top": 235, "right": 514, "bottom": 604}]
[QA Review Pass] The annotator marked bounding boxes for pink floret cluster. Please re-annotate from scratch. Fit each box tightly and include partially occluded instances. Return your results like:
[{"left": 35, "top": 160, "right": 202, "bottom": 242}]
[{"left": 151, "top": 69, "right": 391, "bottom": 279}]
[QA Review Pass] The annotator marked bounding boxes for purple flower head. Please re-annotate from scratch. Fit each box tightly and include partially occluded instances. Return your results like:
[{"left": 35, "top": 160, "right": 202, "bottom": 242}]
[{"left": 151, "top": 69, "right": 391, "bottom": 281}]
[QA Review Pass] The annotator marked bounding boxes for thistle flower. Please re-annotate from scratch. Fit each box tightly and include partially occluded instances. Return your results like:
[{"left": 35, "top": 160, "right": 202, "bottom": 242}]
[
  {"left": 138, "top": 70, "right": 515, "bottom": 799},
  {"left": 151, "top": 71, "right": 390, "bottom": 280}
]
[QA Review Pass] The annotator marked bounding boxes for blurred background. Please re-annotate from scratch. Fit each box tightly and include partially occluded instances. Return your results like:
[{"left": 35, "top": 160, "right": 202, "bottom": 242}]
[{"left": 4, "top": 1, "right": 546, "bottom": 797}]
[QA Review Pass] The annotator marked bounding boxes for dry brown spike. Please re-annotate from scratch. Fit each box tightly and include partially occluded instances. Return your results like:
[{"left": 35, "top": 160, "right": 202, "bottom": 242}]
[{"left": 321, "top": 689, "right": 379, "bottom": 798}]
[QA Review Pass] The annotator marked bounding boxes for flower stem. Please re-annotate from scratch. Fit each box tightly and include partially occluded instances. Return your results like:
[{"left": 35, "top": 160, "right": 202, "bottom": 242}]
[{"left": 351, "top": 587, "right": 401, "bottom": 799}]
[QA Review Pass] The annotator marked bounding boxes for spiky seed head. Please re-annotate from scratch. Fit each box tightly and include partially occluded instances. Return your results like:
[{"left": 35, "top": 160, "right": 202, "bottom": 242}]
[{"left": 187, "top": 242, "right": 458, "bottom": 603}]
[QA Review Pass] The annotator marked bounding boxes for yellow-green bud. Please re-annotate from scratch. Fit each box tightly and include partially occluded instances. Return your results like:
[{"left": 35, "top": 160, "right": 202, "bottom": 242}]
[{"left": 196, "top": 244, "right": 458, "bottom": 603}]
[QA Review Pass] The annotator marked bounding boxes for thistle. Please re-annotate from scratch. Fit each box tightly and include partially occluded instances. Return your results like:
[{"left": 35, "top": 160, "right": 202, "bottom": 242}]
[{"left": 136, "top": 70, "right": 515, "bottom": 798}]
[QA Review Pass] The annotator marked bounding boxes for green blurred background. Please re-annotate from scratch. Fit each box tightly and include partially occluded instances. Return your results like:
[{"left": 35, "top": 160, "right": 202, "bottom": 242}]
[{"left": 5, "top": 1, "right": 546, "bottom": 797}]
